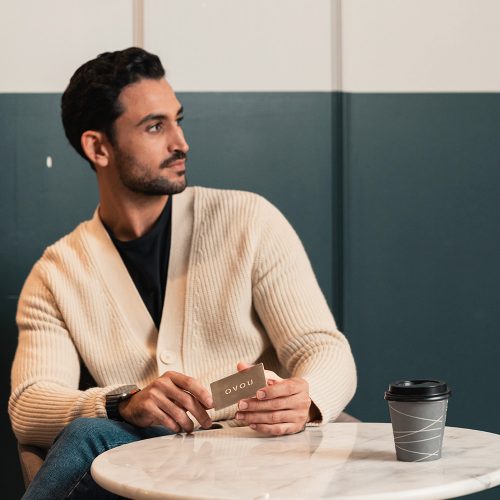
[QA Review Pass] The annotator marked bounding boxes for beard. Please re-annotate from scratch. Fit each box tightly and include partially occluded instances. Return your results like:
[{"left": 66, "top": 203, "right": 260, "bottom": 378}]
[{"left": 114, "top": 148, "right": 188, "bottom": 196}]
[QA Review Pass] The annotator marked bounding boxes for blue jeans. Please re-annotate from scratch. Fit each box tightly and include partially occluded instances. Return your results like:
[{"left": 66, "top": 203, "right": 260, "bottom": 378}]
[{"left": 23, "top": 418, "right": 176, "bottom": 499}]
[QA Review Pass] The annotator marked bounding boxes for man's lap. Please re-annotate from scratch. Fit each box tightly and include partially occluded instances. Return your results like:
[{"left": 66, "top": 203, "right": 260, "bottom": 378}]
[{"left": 23, "top": 418, "right": 175, "bottom": 500}]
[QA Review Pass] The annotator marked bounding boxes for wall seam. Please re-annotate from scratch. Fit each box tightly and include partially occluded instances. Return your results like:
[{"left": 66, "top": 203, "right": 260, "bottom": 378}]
[
  {"left": 133, "top": 0, "right": 144, "bottom": 48},
  {"left": 333, "top": 0, "right": 345, "bottom": 328}
]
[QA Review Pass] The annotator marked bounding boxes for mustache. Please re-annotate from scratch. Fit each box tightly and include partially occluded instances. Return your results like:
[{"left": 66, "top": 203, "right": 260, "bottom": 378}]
[{"left": 160, "top": 150, "right": 187, "bottom": 169}]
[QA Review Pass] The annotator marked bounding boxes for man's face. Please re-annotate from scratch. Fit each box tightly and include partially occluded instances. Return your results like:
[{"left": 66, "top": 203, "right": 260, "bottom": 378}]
[{"left": 109, "top": 78, "right": 189, "bottom": 196}]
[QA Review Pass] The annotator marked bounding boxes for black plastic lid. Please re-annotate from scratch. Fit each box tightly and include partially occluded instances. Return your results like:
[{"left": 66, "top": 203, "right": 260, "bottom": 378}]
[{"left": 384, "top": 380, "right": 451, "bottom": 402}]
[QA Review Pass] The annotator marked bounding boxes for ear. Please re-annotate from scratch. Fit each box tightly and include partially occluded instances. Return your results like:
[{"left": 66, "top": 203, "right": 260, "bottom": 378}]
[{"left": 81, "top": 131, "right": 111, "bottom": 169}]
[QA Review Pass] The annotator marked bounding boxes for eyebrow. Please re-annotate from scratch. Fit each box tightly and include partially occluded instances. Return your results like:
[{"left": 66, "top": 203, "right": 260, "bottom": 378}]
[{"left": 136, "top": 106, "right": 184, "bottom": 127}]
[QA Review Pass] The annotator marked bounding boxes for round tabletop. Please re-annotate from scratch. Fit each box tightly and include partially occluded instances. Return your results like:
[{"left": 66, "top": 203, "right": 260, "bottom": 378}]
[{"left": 91, "top": 422, "right": 500, "bottom": 499}]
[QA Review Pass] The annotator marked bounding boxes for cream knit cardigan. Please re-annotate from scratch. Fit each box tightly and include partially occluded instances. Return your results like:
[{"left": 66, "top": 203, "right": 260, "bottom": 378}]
[{"left": 10, "top": 187, "right": 356, "bottom": 448}]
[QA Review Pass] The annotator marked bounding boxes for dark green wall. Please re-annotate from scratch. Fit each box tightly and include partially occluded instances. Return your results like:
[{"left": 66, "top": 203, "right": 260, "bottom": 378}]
[
  {"left": 1, "top": 92, "right": 499, "bottom": 498},
  {"left": 1, "top": 94, "right": 99, "bottom": 497},
  {"left": 341, "top": 93, "right": 500, "bottom": 500},
  {"left": 342, "top": 93, "right": 500, "bottom": 428}
]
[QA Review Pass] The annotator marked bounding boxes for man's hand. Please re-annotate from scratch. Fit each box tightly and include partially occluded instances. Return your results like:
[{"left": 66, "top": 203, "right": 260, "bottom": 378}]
[
  {"left": 118, "top": 371, "right": 214, "bottom": 433},
  {"left": 235, "top": 362, "right": 312, "bottom": 436}
]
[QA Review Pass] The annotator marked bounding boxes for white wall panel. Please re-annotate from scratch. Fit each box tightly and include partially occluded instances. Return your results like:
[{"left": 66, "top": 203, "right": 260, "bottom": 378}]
[
  {"left": 341, "top": 0, "right": 500, "bottom": 92},
  {"left": 0, "top": 0, "right": 133, "bottom": 92},
  {"left": 144, "top": 0, "right": 338, "bottom": 91},
  {"left": 3, "top": 0, "right": 500, "bottom": 94}
]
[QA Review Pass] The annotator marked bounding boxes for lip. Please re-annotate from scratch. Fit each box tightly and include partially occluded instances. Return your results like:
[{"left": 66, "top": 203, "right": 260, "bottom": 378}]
[{"left": 167, "top": 159, "right": 186, "bottom": 170}]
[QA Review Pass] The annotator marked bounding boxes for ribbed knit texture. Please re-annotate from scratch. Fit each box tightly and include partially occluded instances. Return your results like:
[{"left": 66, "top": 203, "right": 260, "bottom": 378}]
[{"left": 9, "top": 187, "right": 356, "bottom": 448}]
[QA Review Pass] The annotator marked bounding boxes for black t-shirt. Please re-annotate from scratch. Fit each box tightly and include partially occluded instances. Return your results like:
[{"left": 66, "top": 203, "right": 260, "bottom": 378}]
[{"left": 106, "top": 197, "right": 172, "bottom": 330}]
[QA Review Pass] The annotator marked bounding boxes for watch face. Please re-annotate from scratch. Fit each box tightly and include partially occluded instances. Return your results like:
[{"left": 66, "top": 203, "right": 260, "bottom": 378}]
[{"left": 108, "top": 385, "right": 139, "bottom": 398}]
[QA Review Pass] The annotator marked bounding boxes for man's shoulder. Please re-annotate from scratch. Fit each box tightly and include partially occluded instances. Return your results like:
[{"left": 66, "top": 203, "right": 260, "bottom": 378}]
[
  {"left": 190, "top": 187, "right": 291, "bottom": 237},
  {"left": 193, "top": 185, "right": 260, "bottom": 201},
  {"left": 192, "top": 186, "right": 272, "bottom": 213},
  {"left": 33, "top": 214, "right": 95, "bottom": 273},
  {"left": 193, "top": 186, "right": 288, "bottom": 224},
  {"left": 18, "top": 214, "right": 96, "bottom": 298}
]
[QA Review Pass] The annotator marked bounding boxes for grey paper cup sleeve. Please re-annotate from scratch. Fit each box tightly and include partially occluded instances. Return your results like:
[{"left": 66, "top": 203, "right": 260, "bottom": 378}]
[{"left": 388, "top": 399, "right": 449, "bottom": 462}]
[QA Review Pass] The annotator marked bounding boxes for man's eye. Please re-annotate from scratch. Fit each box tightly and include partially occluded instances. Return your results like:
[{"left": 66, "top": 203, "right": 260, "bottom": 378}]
[
  {"left": 176, "top": 116, "right": 184, "bottom": 126},
  {"left": 148, "top": 123, "right": 162, "bottom": 132}
]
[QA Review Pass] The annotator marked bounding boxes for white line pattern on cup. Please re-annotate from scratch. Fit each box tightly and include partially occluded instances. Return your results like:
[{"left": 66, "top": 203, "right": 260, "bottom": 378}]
[
  {"left": 389, "top": 401, "right": 447, "bottom": 461},
  {"left": 392, "top": 420, "right": 443, "bottom": 440},
  {"left": 395, "top": 444, "right": 440, "bottom": 461},
  {"left": 394, "top": 428, "right": 441, "bottom": 434},
  {"left": 389, "top": 404, "right": 444, "bottom": 423},
  {"left": 395, "top": 435, "right": 442, "bottom": 444}
]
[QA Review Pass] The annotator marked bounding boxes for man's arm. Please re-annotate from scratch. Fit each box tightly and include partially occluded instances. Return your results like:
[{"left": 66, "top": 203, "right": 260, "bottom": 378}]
[
  {"left": 239, "top": 197, "right": 357, "bottom": 434},
  {"left": 9, "top": 264, "right": 121, "bottom": 448},
  {"left": 10, "top": 263, "right": 214, "bottom": 446}
]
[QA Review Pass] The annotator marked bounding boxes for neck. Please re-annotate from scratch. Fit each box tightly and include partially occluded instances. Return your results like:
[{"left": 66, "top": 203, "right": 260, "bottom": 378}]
[{"left": 97, "top": 181, "right": 168, "bottom": 241}]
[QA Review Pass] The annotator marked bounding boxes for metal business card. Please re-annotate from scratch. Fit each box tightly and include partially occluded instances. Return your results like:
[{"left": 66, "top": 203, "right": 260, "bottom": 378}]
[{"left": 210, "top": 363, "right": 266, "bottom": 411}]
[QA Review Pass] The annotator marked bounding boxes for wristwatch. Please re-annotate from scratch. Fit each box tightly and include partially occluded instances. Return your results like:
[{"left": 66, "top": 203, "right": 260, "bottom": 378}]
[{"left": 105, "top": 385, "right": 140, "bottom": 421}]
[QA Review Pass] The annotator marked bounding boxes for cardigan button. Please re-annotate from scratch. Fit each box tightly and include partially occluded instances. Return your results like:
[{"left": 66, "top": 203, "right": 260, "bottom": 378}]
[{"left": 160, "top": 350, "right": 177, "bottom": 365}]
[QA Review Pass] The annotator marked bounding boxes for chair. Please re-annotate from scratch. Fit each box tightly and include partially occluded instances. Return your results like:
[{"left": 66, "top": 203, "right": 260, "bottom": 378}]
[
  {"left": 18, "top": 443, "right": 47, "bottom": 488},
  {"left": 17, "top": 363, "right": 95, "bottom": 488}
]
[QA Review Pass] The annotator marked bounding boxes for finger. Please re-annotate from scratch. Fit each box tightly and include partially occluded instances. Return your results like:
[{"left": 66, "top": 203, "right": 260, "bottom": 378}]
[
  {"left": 171, "top": 389, "right": 212, "bottom": 429},
  {"left": 236, "top": 361, "right": 283, "bottom": 384},
  {"left": 157, "top": 397, "right": 195, "bottom": 433},
  {"left": 236, "top": 409, "right": 304, "bottom": 425},
  {"left": 149, "top": 407, "right": 181, "bottom": 433},
  {"left": 152, "top": 379, "right": 211, "bottom": 430},
  {"left": 238, "top": 392, "right": 307, "bottom": 412},
  {"left": 236, "top": 361, "right": 251, "bottom": 372},
  {"left": 249, "top": 423, "right": 303, "bottom": 436},
  {"left": 164, "top": 372, "right": 213, "bottom": 409},
  {"left": 255, "top": 378, "right": 307, "bottom": 400},
  {"left": 264, "top": 370, "right": 283, "bottom": 383},
  {"left": 120, "top": 391, "right": 181, "bottom": 431}
]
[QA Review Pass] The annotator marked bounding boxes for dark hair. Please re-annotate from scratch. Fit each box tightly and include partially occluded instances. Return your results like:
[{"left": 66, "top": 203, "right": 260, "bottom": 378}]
[{"left": 61, "top": 47, "right": 165, "bottom": 170}]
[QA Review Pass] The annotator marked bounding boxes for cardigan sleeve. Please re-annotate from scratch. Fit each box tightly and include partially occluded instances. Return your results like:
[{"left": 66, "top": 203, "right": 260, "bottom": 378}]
[
  {"left": 251, "top": 197, "right": 357, "bottom": 424},
  {"left": 9, "top": 262, "right": 119, "bottom": 448}
]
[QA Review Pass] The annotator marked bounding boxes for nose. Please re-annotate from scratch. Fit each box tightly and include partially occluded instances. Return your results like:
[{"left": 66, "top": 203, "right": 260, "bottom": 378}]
[{"left": 168, "top": 125, "right": 189, "bottom": 154}]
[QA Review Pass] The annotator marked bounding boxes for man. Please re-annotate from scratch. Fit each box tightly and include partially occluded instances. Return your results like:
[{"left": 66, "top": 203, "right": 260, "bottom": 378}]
[{"left": 9, "top": 47, "right": 356, "bottom": 498}]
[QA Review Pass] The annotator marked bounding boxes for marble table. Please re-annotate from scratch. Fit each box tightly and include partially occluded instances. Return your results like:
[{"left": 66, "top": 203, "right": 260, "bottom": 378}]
[{"left": 91, "top": 423, "right": 500, "bottom": 499}]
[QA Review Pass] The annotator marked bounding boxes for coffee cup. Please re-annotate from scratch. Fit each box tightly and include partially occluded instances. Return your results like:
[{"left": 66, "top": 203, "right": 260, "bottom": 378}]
[{"left": 384, "top": 380, "right": 451, "bottom": 462}]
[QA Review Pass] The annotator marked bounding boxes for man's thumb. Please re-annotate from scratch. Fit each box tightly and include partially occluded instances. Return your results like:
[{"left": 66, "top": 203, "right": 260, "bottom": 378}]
[{"left": 236, "top": 361, "right": 252, "bottom": 372}]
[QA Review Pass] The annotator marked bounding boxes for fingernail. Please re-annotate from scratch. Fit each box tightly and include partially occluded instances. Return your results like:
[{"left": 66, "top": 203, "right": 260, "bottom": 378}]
[
  {"left": 238, "top": 401, "right": 248, "bottom": 410},
  {"left": 250, "top": 424, "right": 256, "bottom": 429},
  {"left": 257, "top": 390, "right": 266, "bottom": 399},
  {"left": 236, "top": 413, "right": 243, "bottom": 420},
  {"left": 206, "top": 397, "right": 214, "bottom": 407}
]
